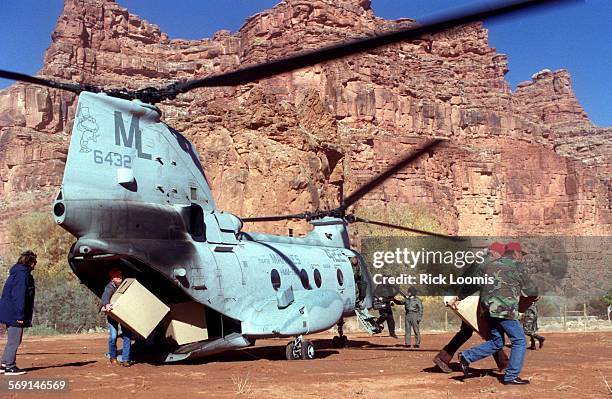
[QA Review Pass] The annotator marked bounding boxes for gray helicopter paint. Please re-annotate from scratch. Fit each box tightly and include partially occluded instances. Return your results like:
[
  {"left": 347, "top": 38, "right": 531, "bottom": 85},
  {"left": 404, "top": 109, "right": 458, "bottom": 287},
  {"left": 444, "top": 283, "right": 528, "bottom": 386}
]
[{"left": 53, "top": 92, "right": 371, "bottom": 359}]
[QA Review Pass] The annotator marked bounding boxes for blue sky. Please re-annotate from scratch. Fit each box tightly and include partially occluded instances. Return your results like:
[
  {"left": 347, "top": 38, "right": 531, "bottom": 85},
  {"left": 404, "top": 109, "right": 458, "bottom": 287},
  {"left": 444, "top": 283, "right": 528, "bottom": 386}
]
[{"left": 1, "top": 0, "right": 610, "bottom": 127}]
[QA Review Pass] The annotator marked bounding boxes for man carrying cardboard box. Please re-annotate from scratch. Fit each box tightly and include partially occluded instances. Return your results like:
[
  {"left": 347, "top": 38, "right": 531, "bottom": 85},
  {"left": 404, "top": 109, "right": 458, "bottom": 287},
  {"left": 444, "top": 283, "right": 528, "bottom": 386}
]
[{"left": 101, "top": 268, "right": 134, "bottom": 367}]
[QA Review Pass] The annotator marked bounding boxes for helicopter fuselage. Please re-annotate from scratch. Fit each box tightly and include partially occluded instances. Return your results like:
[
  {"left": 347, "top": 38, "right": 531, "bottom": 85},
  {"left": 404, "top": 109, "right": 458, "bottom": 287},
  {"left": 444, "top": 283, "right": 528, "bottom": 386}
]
[{"left": 52, "top": 92, "right": 372, "bottom": 359}]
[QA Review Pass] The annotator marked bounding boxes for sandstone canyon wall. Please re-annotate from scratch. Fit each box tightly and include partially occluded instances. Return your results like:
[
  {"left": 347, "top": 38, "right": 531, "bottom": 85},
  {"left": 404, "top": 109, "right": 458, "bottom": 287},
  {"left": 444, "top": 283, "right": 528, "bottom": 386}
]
[{"left": 0, "top": 0, "right": 610, "bottom": 250}]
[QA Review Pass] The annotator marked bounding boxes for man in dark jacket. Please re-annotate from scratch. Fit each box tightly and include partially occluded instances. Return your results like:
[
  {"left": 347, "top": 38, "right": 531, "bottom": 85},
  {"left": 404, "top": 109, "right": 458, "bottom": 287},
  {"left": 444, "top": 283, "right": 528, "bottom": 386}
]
[
  {"left": 375, "top": 296, "right": 398, "bottom": 338},
  {"left": 0, "top": 250, "right": 37, "bottom": 376},
  {"left": 101, "top": 268, "right": 133, "bottom": 367}
]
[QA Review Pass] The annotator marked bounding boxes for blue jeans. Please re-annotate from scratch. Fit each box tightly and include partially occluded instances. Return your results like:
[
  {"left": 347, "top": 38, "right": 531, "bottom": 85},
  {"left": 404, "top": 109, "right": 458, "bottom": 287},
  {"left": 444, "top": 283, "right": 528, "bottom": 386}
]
[
  {"left": 1, "top": 326, "right": 23, "bottom": 368},
  {"left": 461, "top": 317, "right": 526, "bottom": 381},
  {"left": 108, "top": 319, "right": 132, "bottom": 362}
]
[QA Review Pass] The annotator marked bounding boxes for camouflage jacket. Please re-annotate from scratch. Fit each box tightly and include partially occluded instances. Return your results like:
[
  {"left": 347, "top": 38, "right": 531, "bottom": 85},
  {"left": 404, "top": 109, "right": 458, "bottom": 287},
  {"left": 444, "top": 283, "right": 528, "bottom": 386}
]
[
  {"left": 523, "top": 304, "right": 538, "bottom": 333},
  {"left": 477, "top": 256, "right": 538, "bottom": 320}
]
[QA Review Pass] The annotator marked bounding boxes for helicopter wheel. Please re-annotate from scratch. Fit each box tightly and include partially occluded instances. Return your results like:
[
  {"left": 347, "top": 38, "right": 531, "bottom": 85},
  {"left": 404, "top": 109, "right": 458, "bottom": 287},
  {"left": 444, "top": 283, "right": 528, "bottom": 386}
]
[
  {"left": 301, "top": 340, "right": 315, "bottom": 360},
  {"left": 285, "top": 342, "right": 299, "bottom": 360}
]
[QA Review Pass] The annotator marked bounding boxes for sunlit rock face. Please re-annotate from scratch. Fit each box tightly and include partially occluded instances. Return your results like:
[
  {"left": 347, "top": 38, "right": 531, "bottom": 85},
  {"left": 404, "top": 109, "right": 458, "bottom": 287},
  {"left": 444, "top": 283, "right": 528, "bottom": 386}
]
[{"left": 0, "top": 0, "right": 609, "bottom": 249}]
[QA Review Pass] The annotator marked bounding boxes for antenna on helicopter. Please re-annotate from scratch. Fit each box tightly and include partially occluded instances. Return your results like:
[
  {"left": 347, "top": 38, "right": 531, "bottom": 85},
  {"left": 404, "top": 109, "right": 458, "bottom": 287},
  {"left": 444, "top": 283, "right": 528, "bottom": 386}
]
[{"left": 0, "top": 0, "right": 578, "bottom": 104}]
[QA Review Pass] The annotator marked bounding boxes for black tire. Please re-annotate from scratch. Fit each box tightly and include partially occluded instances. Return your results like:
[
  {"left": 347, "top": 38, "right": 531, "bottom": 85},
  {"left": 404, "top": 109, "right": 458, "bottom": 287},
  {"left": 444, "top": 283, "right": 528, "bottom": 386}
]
[
  {"left": 301, "top": 340, "right": 315, "bottom": 360},
  {"left": 332, "top": 336, "right": 341, "bottom": 348},
  {"left": 285, "top": 342, "right": 297, "bottom": 360},
  {"left": 340, "top": 335, "right": 349, "bottom": 348}
]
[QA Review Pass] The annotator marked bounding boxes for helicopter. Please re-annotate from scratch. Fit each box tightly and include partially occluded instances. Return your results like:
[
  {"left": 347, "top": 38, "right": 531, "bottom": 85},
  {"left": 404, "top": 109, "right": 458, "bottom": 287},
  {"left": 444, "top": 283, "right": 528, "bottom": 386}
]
[{"left": 0, "top": 0, "right": 569, "bottom": 362}]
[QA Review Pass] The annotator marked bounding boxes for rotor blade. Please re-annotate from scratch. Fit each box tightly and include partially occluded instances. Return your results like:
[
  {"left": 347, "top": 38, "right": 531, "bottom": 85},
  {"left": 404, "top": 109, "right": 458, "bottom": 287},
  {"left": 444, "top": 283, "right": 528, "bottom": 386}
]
[
  {"left": 0, "top": 69, "right": 100, "bottom": 94},
  {"left": 242, "top": 213, "right": 309, "bottom": 222},
  {"left": 167, "top": 0, "right": 574, "bottom": 96},
  {"left": 341, "top": 139, "right": 444, "bottom": 211},
  {"left": 354, "top": 216, "right": 463, "bottom": 241}
]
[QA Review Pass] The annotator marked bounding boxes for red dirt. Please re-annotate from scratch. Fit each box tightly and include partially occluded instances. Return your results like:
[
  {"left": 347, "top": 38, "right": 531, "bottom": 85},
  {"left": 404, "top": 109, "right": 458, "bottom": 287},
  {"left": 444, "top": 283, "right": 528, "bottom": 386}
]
[{"left": 1, "top": 331, "right": 611, "bottom": 398}]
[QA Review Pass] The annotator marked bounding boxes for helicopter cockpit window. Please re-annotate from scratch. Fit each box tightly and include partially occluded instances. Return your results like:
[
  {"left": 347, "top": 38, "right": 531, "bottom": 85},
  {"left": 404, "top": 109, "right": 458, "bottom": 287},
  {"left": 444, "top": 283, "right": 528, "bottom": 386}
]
[
  {"left": 299, "top": 269, "right": 311, "bottom": 289},
  {"left": 336, "top": 269, "right": 344, "bottom": 286},
  {"left": 314, "top": 269, "right": 322, "bottom": 288},
  {"left": 271, "top": 269, "right": 281, "bottom": 291}
]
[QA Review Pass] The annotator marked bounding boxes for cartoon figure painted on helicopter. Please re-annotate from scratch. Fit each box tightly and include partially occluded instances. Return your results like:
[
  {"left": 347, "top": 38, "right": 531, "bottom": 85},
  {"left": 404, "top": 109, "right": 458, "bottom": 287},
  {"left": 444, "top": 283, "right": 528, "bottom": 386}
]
[{"left": 76, "top": 106, "right": 100, "bottom": 153}]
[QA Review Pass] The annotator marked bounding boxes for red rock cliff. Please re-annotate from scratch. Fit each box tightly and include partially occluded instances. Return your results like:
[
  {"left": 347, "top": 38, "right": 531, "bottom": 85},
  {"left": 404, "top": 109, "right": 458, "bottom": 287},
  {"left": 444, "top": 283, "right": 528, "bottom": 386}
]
[{"left": 0, "top": 0, "right": 609, "bottom": 248}]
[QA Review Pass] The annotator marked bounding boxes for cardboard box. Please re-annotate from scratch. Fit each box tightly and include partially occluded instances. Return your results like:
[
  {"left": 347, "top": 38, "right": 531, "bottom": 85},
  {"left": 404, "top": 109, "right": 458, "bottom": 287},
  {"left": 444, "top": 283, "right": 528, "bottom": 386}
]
[
  {"left": 165, "top": 301, "right": 208, "bottom": 345},
  {"left": 109, "top": 278, "right": 170, "bottom": 338}
]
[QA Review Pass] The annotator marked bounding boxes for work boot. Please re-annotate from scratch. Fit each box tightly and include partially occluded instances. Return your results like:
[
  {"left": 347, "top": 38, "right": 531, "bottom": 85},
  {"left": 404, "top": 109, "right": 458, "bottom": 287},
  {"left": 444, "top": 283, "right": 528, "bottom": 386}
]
[
  {"left": 109, "top": 358, "right": 118, "bottom": 365},
  {"left": 432, "top": 350, "right": 452, "bottom": 373},
  {"left": 503, "top": 377, "right": 530, "bottom": 385},
  {"left": 494, "top": 350, "right": 509, "bottom": 371},
  {"left": 538, "top": 336, "right": 545, "bottom": 349},
  {"left": 458, "top": 353, "right": 470, "bottom": 377}
]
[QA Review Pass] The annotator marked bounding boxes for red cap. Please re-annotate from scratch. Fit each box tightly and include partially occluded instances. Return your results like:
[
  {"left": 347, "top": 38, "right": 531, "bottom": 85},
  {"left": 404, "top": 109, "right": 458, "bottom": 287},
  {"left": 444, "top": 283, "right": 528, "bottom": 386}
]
[
  {"left": 506, "top": 242, "right": 524, "bottom": 253},
  {"left": 488, "top": 242, "right": 506, "bottom": 255},
  {"left": 109, "top": 268, "right": 122, "bottom": 278}
]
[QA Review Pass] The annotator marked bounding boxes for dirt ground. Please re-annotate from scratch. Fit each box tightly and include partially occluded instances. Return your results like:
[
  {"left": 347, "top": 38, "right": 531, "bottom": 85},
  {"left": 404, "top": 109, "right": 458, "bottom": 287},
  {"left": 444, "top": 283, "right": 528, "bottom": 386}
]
[{"left": 0, "top": 331, "right": 611, "bottom": 398}]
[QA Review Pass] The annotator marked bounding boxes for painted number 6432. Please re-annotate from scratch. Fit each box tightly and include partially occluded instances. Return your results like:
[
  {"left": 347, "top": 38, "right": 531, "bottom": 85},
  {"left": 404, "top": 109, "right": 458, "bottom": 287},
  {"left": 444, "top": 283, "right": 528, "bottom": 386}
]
[{"left": 93, "top": 150, "right": 132, "bottom": 168}]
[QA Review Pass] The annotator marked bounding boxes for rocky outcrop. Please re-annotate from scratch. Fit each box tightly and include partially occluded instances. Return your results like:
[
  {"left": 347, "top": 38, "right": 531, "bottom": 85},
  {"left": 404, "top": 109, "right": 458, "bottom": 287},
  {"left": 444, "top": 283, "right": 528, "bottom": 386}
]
[{"left": 0, "top": 0, "right": 609, "bottom": 248}]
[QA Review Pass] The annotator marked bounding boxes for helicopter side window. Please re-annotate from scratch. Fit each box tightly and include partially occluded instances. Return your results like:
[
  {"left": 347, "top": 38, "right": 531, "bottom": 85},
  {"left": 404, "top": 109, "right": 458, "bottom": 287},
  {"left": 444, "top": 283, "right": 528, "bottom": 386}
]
[
  {"left": 189, "top": 203, "right": 205, "bottom": 241},
  {"left": 299, "top": 269, "right": 311, "bottom": 289},
  {"left": 271, "top": 269, "right": 281, "bottom": 291},
  {"left": 337, "top": 269, "right": 344, "bottom": 286},
  {"left": 314, "top": 269, "right": 322, "bottom": 288}
]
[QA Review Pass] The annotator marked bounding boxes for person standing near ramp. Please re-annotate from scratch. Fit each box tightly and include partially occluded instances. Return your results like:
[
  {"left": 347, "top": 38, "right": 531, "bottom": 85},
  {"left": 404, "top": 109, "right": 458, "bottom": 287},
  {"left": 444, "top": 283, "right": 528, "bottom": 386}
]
[
  {"left": 401, "top": 287, "right": 423, "bottom": 348},
  {"left": 375, "top": 297, "right": 398, "bottom": 338},
  {"left": 0, "top": 250, "right": 37, "bottom": 376}
]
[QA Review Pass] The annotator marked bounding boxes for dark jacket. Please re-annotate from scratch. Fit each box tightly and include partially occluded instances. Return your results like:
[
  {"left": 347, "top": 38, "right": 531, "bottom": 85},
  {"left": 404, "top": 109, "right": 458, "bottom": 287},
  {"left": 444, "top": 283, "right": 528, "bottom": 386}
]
[
  {"left": 101, "top": 281, "right": 119, "bottom": 307},
  {"left": 0, "top": 263, "right": 36, "bottom": 327}
]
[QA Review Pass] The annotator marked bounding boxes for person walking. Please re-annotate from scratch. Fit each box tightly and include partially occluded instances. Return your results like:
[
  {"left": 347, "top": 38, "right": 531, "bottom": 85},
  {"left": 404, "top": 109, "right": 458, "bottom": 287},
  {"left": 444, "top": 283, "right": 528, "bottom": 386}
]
[
  {"left": 433, "top": 243, "right": 509, "bottom": 373},
  {"left": 458, "top": 242, "right": 537, "bottom": 385}
]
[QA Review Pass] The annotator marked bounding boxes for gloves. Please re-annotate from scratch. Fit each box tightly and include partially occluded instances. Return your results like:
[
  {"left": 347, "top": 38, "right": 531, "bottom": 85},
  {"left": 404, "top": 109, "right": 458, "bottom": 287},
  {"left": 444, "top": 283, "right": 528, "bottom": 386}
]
[{"left": 443, "top": 296, "right": 458, "bottom": 307}]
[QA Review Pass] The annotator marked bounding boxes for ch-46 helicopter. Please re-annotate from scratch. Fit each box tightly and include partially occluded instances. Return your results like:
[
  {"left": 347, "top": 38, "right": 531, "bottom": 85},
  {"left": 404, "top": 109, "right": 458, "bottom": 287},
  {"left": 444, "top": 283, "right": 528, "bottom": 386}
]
[{"left": 0, "top": 0, "right": 570, "bottom": 362}]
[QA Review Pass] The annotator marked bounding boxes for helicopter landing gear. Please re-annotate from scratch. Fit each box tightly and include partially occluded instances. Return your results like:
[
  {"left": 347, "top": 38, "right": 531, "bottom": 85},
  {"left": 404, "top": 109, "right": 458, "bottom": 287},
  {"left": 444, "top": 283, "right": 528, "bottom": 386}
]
[
  {"left": 332, "top": 318, "right": 349, "bottom": 348},
  {"left": 332, "top": 335, "right": 348, "bottom": 348},
  {"left": 285, "top": 335, "right": 315, "bottom": 360}
]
